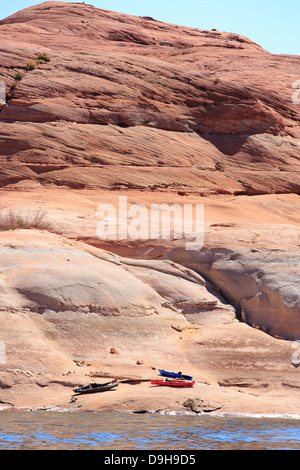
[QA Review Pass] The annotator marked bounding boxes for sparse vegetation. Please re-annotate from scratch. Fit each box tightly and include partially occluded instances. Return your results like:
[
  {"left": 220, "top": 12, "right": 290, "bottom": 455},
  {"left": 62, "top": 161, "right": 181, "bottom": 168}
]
[
  {"left": 26, "top": 61, "right": 36, "bottom": 71},
  {"left": 15, "top": 71, "right": 23, "bottom": 81},
  {"left": 36, "top": 53, "right": 51, "bottom": 63},
  {"left": 0, "top": 209, "right": 52, "bottom": 231},
  {"left": 8, "top": 53, "right": 51, "bottom": 99}
]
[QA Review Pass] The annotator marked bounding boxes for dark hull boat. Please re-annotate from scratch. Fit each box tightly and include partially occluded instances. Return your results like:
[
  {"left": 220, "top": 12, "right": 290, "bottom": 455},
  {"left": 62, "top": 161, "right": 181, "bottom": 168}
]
[
  {"left": 158, "top": 369, "right": 193, "bottom": 381},
  {"left": 73, "top": 379, "right": 119, "bottom": 394}
]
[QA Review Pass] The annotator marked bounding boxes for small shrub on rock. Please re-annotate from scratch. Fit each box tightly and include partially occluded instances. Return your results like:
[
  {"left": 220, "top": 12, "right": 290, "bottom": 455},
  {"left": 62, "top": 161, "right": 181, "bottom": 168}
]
[
  {"left": 15, "top": 71, "right": 23, "bottom": 81},
  {"left": 26, "top": 61, "right": 36, "bottom": 71},
  {"left": 0, "top": 209, "right": 52, "bottom": 231},
  {"left": 36, "top": 53, "right": 51, "bottom": 63}
]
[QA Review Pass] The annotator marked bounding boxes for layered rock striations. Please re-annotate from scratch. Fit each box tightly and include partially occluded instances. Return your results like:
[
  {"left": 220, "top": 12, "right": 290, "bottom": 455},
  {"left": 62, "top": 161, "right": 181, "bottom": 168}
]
[
  {"left": 0, "top": 1, "right": 299, "bottom": 193},
  {"left": 0, "top": 2, "right": 300, "bottom": 414}
]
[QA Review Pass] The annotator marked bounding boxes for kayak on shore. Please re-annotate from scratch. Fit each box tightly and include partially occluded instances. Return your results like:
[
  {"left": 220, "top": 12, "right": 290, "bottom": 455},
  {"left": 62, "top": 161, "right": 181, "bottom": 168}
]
[
  {"left": 158, "top": 369, "right": 193, "bottom": 381},
  {"left": 73, "top": 379, "right": 119, "bottom": 394}
]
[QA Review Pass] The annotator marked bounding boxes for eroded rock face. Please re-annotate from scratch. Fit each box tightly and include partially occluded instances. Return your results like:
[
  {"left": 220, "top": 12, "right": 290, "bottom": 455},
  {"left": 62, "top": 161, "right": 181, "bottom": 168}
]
[
  {"left": 0, "top": 1, "right": 299, "bottom": 193},
  {"left": 103, "top": 231, "right": 300, "bottom": 341},
  {"left": 0, "top": 189, "right": 299, "bottom": 413},
  {"left": 0, "top": 53, "right": 285, "bottom": 135},
  {"left": 0, "top": 3, "right": 300, "bottom": 414},
  {"left": 178, "top": 226, "right": 300, "bottom": 340},
  {"left": 0, "top": 229, "right": 231, "bottom": 319},
  {"left": 71, "top": 191, "right": 300, "bottom": 341}
]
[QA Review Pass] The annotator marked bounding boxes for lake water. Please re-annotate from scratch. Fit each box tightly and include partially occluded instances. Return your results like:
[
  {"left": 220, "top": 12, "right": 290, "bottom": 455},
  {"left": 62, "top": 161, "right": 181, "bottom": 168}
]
[{"left": 1, "top": 411, "right": 300, "bottom": 451}]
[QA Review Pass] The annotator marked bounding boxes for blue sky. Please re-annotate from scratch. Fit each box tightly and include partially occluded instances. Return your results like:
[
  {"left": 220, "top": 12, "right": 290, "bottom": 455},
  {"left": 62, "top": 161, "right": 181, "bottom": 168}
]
[{"left": 0, "top": 0, "right": 299, "bottom": 55}]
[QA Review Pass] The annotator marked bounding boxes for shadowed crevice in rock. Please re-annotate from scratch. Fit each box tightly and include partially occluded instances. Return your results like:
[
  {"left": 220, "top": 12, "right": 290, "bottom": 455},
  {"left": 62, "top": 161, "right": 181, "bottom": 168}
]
[{"left": 0, "top": 231, "right": 234, "bottom": 323}]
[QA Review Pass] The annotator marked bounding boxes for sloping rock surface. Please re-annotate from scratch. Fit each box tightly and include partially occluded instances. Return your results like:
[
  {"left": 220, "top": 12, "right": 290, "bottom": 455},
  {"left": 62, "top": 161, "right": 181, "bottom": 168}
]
[
  {"left": 0, "top": 1, "right": 299, "bottom": 193},
  {"left": 0, "top": 229, "right": 228, "bottom": 318},
  {"left": 0, "top": 3, "right": 300, "bottom": 414}
]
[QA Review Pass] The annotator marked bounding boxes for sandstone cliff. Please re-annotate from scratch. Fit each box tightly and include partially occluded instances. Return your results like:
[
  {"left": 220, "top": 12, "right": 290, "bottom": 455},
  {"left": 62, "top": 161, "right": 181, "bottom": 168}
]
[
  {"left": 0, "top": 2, "right": 300, "bottom": 415},
  {"left": 0, "top": 1, "right": 299, "bottom": 193}
]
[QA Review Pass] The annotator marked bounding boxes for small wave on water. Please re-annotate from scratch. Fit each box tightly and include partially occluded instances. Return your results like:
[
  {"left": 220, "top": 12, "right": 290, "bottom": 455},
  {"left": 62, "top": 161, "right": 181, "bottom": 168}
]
[{"left": 1, "top": 411, "right": 300, "bottom": 450}]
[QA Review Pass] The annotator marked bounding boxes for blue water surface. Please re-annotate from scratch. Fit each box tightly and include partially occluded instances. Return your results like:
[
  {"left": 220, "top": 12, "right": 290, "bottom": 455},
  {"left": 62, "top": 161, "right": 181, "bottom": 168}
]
[{"left": 1, "top": 411, "right": 300, "bottom": 450}]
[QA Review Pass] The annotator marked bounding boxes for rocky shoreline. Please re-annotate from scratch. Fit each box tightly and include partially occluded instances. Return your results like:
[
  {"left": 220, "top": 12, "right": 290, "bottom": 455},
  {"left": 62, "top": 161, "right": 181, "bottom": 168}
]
[{"left": 0, "top": 188, "right": 300, "bottom": 416}]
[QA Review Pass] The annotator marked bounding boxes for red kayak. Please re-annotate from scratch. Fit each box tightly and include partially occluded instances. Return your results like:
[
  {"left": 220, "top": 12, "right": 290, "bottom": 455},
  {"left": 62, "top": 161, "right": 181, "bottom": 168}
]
[{"left": 151, "top": 379, "right": 195, "bottom": 387}]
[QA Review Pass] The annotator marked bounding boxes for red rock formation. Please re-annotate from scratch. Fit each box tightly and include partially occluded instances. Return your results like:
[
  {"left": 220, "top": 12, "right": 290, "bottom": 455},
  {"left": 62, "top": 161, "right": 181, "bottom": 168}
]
[
  {"left": 0, "top": 1, "right": 299, "bottom": 193},
  {"left": 1, "top": 3, "right": 300, "bottom": 414}
]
